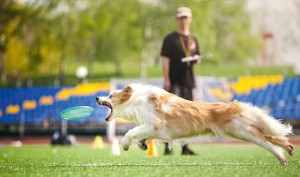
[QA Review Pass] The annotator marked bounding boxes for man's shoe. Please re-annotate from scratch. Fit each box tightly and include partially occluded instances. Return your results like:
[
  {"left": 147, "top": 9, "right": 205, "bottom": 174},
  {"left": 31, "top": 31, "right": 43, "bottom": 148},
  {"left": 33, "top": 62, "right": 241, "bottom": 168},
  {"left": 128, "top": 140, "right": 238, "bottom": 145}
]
[
  {"left": 164, "top": 143, "right": 173, "bottom": 155},
  {"left": 181, "top": 146, "right": 197, "bottom": 155},
  {"left": 164, "top": 147, "right": 173, "bottom": 155}
]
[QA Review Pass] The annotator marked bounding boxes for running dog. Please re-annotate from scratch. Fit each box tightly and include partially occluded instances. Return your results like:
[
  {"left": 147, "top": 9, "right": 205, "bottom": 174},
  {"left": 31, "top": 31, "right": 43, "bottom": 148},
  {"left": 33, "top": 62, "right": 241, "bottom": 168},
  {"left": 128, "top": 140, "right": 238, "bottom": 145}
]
[{"left": 96, "top": 83, "right": 294, "bottom": 165}]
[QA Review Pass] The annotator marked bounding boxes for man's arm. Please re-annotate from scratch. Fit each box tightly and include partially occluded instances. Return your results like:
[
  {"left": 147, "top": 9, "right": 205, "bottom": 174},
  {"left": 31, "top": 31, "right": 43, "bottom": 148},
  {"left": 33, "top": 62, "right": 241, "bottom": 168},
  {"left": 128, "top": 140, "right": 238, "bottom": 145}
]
[{"left": 162, "top": 56, "right": 171, "bottom": 91}]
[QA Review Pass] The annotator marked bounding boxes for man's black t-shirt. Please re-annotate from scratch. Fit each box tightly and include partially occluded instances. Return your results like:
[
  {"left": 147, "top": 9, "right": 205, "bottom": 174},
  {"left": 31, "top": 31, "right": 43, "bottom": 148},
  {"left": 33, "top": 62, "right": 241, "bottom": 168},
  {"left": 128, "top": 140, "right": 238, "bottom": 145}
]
[{"left": 161, "top": 31, "right": 200, "bottom": 88}]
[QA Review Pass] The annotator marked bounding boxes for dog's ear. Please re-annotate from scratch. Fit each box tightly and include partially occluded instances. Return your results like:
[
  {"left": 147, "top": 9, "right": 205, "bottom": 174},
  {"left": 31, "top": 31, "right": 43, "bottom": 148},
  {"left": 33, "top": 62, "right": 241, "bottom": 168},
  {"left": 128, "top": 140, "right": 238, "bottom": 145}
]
[{"left": 123, "top": 85, "right": 133, "bottom": 94}]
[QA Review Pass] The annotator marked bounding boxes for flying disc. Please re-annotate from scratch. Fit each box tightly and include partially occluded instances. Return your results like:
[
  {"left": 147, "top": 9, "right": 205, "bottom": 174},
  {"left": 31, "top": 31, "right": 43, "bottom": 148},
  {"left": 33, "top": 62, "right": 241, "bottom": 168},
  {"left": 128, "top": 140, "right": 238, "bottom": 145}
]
[{"left": 59, "top": 106, "right": 94, "bottom": 120}]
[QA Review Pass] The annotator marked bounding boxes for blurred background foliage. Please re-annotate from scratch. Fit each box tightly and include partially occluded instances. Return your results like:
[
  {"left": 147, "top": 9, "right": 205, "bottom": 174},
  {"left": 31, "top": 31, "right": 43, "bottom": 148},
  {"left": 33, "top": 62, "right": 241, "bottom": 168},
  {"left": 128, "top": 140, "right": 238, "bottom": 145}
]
[{"left": 0, "top": 0, "right": 261, "bottom": 86}]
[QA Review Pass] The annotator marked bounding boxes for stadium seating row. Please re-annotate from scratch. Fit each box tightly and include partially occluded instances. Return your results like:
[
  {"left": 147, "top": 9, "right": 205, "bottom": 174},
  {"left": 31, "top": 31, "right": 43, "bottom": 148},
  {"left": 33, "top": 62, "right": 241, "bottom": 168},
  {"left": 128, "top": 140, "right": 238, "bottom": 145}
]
[
  {"left": 230, "top": 76, "right": 300, "bottom": 119},
  {"left": 0, "top": 83, "right": 110, "bottom": 123},
  {"left": 0, "top": 77, "right": 299, "bottom": 124}
]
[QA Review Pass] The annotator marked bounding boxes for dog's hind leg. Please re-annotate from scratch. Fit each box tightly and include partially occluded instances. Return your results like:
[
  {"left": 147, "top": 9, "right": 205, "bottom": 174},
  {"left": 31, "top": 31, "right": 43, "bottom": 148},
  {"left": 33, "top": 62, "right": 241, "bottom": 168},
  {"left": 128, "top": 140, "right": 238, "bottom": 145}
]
[
  {"left": 229, "top": 129, "right": 288, "bottom": 166},
  {"left": 264, "top": 135, "right": 294, "bottom": 156},
  {"left": 138, "top": 139, "right": 148, "bottom": 150}
]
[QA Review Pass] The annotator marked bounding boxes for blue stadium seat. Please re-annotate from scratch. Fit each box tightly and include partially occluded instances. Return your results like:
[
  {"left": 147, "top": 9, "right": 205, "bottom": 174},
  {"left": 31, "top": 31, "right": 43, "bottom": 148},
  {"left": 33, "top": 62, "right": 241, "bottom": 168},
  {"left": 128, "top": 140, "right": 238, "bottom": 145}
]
[{"left": 1, "top": 77, "right": 299, "bottom": 124}]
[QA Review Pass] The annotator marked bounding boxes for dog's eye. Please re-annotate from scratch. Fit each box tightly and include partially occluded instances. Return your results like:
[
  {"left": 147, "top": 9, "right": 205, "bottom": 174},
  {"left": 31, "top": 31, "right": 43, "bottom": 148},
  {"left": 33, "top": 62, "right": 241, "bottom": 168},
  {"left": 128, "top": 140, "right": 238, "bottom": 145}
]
[{"left": 109, "top": 95, "right": 112, "bottom": 98}]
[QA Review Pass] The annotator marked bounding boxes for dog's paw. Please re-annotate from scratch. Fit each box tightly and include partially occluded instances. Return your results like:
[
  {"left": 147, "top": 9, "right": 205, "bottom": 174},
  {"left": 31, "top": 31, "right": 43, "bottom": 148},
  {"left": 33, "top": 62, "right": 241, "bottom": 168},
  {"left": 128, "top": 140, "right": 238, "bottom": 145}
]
[
  {"left": 280, "top": 159, "right": 288, "bottom": 166},
  {"left": 138, "top": 140, "right": 148, "bottom": 151},
  {"left": 122, "top": 138, "right": 131, "bottom": 151},
  {"left": 288, "top": 144, "right": 294, "bottom": 156},
  {"left": 123, "top": 145, "right": 129, "bottom": 151}
]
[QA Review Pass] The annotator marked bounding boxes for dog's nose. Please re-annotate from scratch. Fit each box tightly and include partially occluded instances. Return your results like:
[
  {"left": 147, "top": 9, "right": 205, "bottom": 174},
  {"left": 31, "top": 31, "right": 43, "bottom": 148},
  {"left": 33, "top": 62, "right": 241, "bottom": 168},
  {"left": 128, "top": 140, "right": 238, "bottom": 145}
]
[{"left": 96, "top": 97, "right": 99, "bottom": 101}]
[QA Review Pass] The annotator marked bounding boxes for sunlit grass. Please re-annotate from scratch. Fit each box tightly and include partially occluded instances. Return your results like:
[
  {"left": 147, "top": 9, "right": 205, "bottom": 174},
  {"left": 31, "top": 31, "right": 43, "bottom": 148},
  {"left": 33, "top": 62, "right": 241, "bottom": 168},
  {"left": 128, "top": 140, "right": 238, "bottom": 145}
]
[{"left": 0, "top": 144, "right": 299, "bottom": 177}]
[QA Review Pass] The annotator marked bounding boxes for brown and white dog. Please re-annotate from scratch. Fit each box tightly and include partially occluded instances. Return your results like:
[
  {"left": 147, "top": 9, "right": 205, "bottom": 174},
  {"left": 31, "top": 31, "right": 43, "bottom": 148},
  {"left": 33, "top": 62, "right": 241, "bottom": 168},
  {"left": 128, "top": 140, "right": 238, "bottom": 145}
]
[{"left": 96, "top": 83, "right": 294, "bottom": 165}]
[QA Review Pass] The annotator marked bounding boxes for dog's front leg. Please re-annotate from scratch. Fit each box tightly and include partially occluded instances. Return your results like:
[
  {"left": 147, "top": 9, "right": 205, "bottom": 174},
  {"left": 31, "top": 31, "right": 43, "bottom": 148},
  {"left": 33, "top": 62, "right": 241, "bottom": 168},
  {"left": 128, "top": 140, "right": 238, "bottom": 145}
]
[{"left": 122, "top": 124, "right": 153, "bottom": 151}]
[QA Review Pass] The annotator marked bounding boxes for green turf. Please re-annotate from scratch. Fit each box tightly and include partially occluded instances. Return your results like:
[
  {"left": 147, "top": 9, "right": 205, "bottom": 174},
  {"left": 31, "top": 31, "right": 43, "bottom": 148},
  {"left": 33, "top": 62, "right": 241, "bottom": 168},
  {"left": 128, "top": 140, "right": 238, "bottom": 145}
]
[
  {"left": 0, "top": 144, "right": 299, "bottom": 177},
  {"left": 2, "top": 60, "right": 294, "bottom": 87}
]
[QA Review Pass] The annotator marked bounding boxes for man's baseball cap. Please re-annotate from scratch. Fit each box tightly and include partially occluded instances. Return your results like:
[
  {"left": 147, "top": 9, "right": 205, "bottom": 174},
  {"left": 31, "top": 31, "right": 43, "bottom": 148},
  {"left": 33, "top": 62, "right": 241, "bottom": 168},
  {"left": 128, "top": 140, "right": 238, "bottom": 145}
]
[{"left": 176, "top": 7, "right": 192, "bottom": 18}]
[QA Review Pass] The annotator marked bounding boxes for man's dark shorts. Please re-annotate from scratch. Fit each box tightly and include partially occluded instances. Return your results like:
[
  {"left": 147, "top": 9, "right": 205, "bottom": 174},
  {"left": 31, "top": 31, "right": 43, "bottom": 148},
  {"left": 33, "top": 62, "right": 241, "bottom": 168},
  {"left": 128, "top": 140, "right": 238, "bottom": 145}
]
[{"left": 170, "top": 84, "right": 194, "bottom": 101}]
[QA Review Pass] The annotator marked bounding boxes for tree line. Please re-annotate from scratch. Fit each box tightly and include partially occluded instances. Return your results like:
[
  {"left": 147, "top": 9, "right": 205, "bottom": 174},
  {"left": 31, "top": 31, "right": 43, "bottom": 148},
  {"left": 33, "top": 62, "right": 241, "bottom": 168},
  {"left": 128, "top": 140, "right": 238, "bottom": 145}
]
[{"left": 0, "top": 0, "right": 259, "bottom": 86}]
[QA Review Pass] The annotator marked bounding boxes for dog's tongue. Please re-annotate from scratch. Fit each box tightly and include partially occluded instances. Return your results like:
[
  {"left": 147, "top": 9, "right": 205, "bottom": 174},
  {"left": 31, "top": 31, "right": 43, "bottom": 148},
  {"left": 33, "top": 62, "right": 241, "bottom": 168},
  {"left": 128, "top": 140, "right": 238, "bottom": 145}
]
[
  {"left": 105, "top": 111, "right": 113, "bottom": 121},
  {"left": 100, "top": 101, "right": 113, "bottom": 121}
]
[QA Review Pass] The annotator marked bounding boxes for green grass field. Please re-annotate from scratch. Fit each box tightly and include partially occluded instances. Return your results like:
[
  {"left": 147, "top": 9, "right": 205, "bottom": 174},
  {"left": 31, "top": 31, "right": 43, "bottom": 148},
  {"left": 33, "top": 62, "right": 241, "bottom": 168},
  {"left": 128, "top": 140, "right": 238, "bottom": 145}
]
[
  {"left": 5, "top": 60, "right": 294, "bottom": 87},
  {"left": 0, "top": 144, "right": 299, "bottom": 177}
]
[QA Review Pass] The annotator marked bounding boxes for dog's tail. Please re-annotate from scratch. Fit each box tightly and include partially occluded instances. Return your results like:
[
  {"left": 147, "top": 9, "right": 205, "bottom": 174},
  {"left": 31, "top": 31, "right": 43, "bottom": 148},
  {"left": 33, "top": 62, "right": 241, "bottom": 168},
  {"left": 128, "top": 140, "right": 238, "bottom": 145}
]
[{"left": 239, "top": 102, "right": 293, "bottom": 137}]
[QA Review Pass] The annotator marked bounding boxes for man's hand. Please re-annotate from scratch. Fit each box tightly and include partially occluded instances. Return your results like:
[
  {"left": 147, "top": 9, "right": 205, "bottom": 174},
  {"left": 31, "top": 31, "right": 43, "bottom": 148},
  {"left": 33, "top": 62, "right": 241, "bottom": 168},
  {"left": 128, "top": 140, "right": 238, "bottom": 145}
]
[{"left": 164, "top": 80, "right": 171, "bottom": 91}]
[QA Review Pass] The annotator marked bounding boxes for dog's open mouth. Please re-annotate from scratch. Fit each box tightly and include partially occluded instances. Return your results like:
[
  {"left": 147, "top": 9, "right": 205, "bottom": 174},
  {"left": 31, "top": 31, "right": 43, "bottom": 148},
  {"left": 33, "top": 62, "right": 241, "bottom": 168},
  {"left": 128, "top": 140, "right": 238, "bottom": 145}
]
[{"left": 97, "top": 101, "right": 113, "bottom": 121}]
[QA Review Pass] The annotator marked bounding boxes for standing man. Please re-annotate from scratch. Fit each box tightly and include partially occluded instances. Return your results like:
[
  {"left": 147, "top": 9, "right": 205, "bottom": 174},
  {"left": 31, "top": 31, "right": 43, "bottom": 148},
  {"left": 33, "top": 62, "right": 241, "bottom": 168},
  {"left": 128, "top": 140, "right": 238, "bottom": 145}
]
[{"left": 160, "top": 7, "right": 201, "bottom": 155}]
